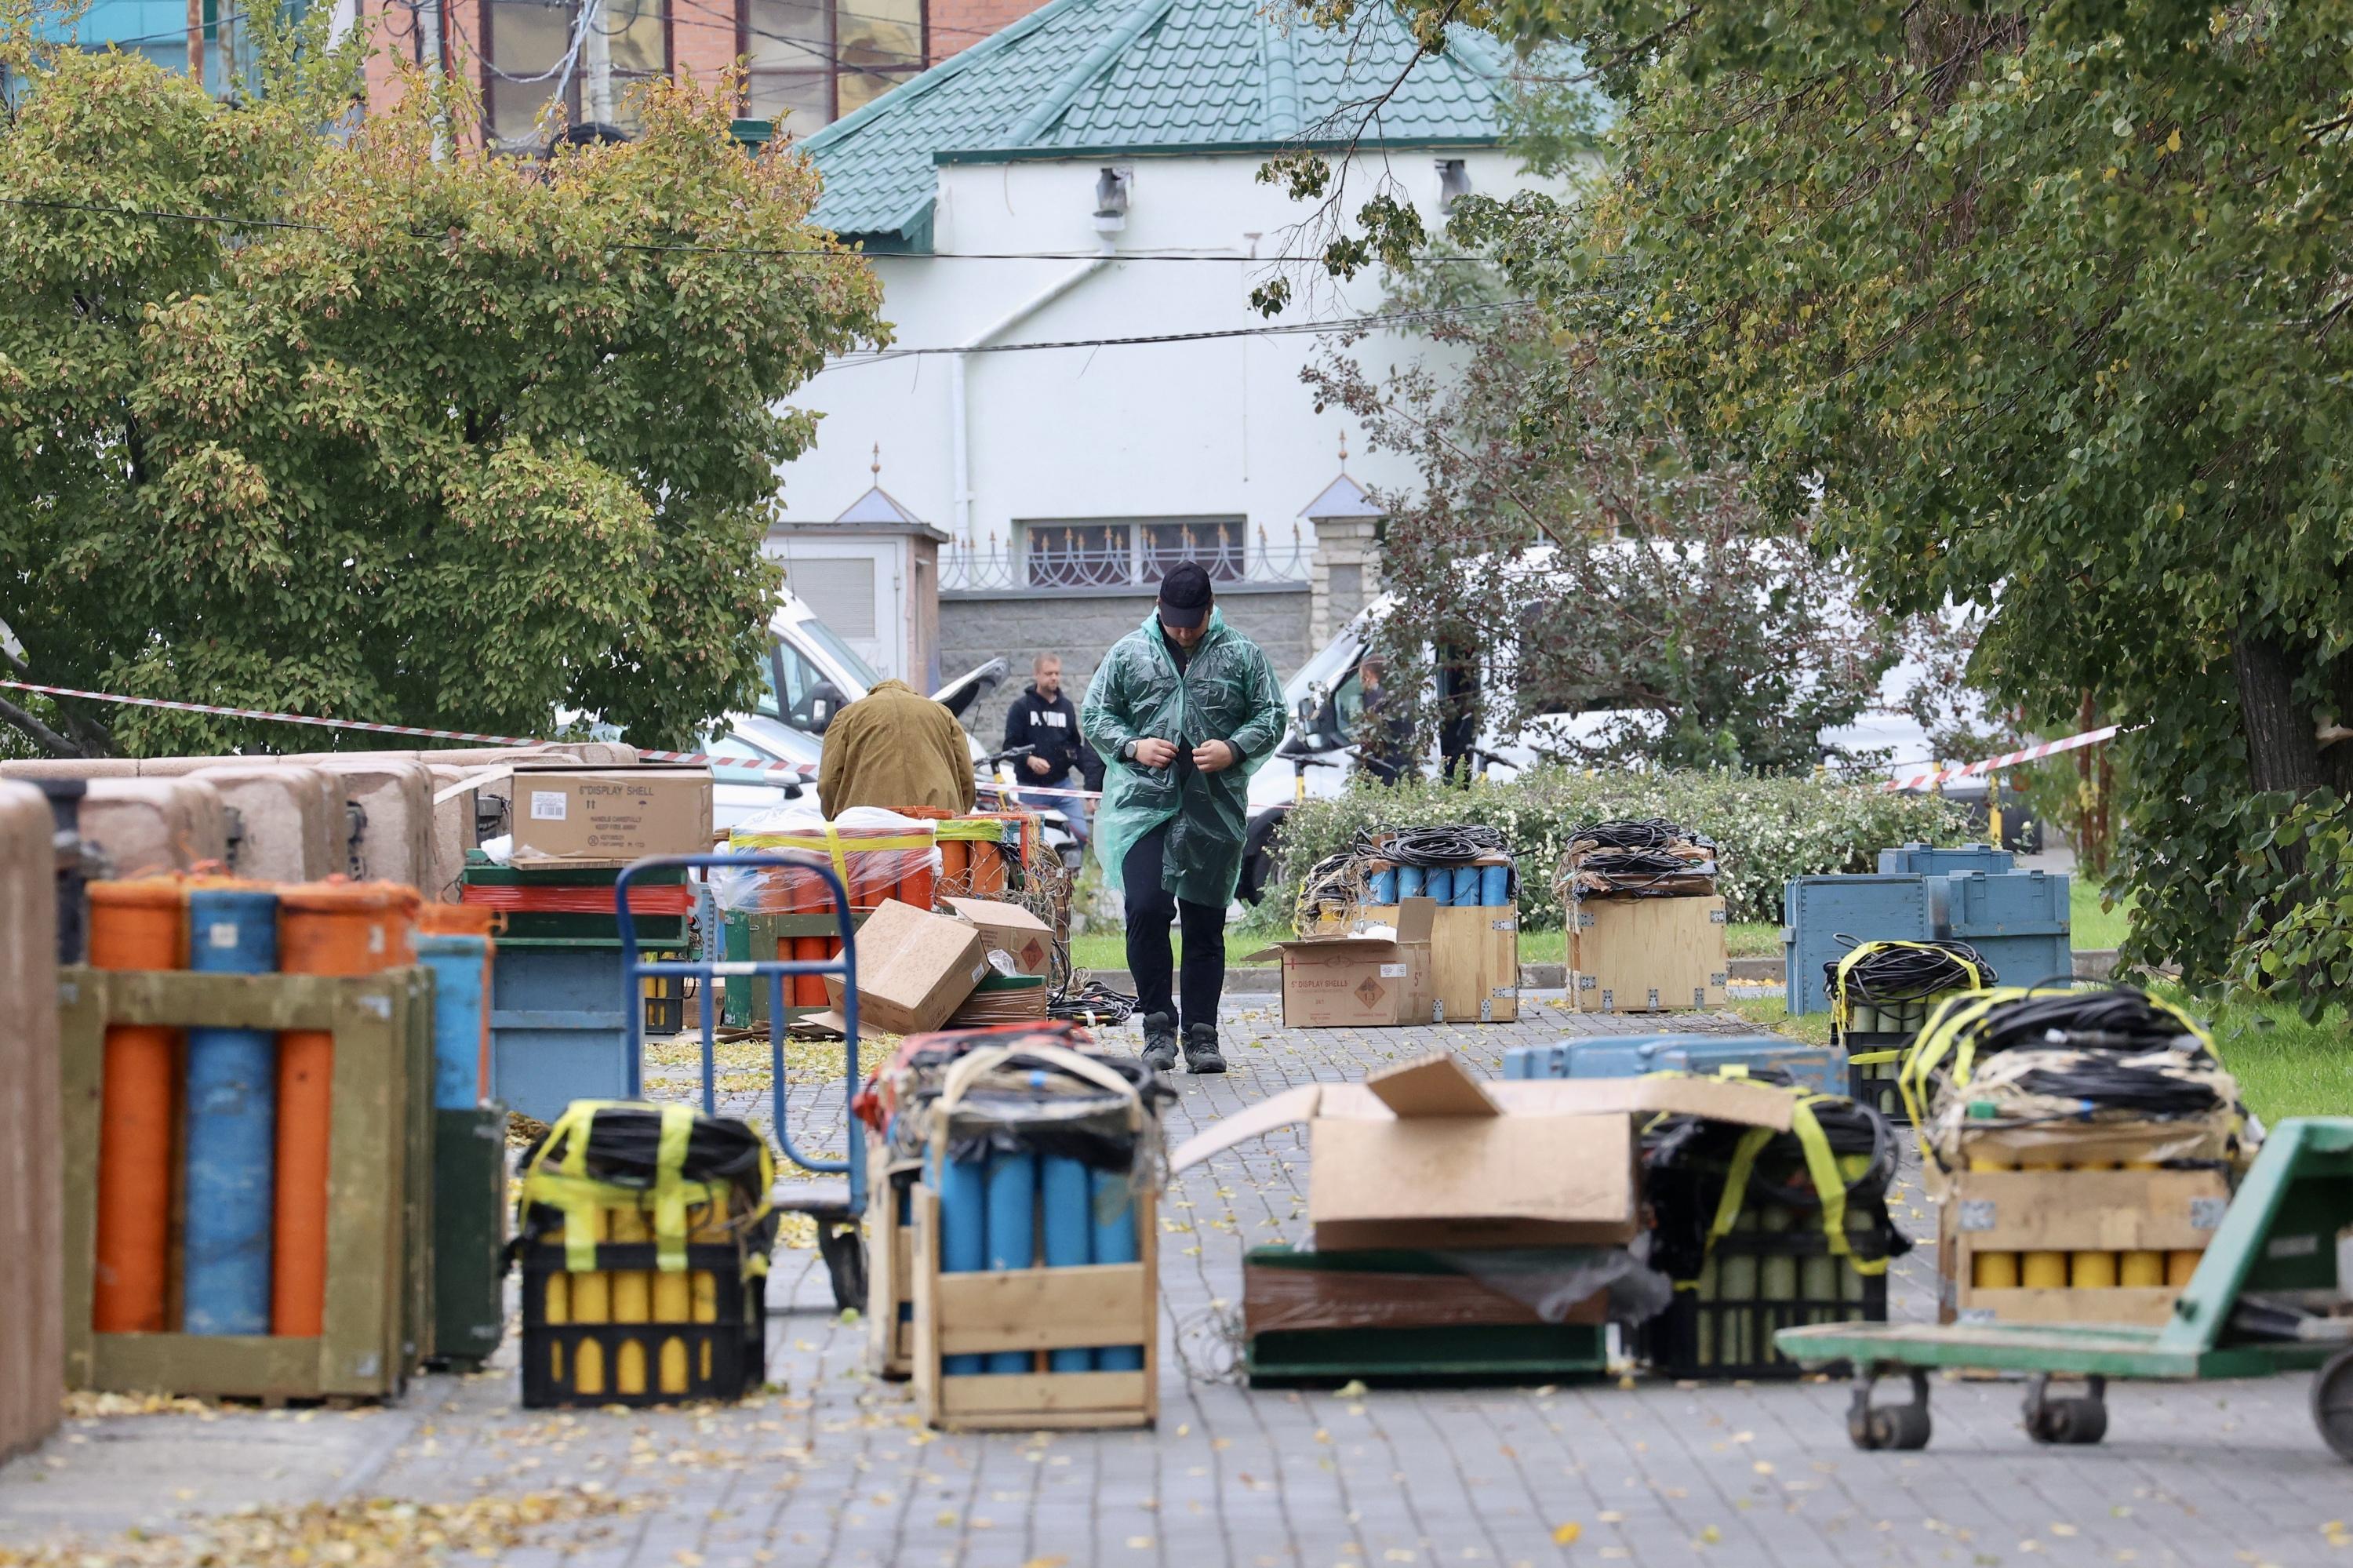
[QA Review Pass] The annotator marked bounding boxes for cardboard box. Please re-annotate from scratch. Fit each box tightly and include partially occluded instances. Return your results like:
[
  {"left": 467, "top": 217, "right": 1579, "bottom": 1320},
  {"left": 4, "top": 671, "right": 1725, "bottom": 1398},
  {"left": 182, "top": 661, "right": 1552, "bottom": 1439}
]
[
  {"left": 944, "top": 897, "right": 1054, "bottom": 977},
  {"left": 1241, "top": 899, "right": 1438, "bottom": 1028},
  {"left": 1362, "top": 903, "right": 1519, "bottom": 1023},
  {"left": 1569, "top": 894, "right": 1729, "bottom": 1013},
  {"left": 504, "top": 766, "right": 713, "bottom": 867},
  {"left": 1170, "top": 1052, "right": 1795, "bottom": 1251},
  {"left": 823, "top": 898, "right": 990, "bottom": 1036}
]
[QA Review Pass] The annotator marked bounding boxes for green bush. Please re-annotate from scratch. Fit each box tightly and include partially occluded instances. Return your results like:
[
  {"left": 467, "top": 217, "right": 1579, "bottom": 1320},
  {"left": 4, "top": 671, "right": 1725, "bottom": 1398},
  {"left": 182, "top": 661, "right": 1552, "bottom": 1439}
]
[{"left": 1266, "top": 767, "right": 1967, "bottom": 929}]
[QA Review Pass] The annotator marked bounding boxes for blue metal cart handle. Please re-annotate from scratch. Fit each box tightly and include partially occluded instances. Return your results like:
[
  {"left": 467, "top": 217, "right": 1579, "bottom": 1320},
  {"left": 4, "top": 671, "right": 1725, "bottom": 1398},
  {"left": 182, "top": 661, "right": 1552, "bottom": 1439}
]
[{"left": 616, "top": 851, "right": 863, "bottom": 1211}]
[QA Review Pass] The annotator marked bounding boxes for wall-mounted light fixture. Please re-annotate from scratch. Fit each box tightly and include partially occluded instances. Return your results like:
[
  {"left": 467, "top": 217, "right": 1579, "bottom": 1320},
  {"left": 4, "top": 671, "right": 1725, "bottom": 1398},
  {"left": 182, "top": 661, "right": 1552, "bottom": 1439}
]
[
  {"left": 1438, "top": 158, "right": 1471, "bottom": 212},
  {"left": 1093, "top": 166, "right": 1133, "bottom": 233}
]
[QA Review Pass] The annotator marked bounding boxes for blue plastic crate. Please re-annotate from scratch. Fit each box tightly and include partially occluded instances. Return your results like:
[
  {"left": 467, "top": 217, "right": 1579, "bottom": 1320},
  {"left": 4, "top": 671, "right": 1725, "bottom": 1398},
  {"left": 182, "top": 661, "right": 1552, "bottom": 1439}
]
[
  {"left": 1504, "top": 1035, "right": 1846, "bottom": 1097},
  {"left": 1937, "top": 868, "right": 2072, "bottom": 990},
  {"left": 1876, "top": 842, "right": 2015, "bottom": 876},
  {"left": 1782, "top": 875, "right": 1938, "bottom": 1016},
  {"left": 489, "top": 945, "right": 635, "bottom": 1124}
]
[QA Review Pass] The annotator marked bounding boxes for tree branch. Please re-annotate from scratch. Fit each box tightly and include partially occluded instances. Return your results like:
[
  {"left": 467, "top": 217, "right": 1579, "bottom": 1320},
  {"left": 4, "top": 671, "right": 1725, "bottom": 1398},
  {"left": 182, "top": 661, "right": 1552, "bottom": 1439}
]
[{"left": 0, "top": 694, "right": 91, "bottom": 758}]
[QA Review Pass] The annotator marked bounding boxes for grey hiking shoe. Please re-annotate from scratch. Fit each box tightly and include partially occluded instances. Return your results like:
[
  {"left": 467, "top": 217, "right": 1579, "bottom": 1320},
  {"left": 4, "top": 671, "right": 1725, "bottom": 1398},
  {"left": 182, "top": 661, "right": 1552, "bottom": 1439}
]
[
  {"left": 1182, "top": 1023, "right": 1227, "bottom": 1075},
  {"left": 1140, "top": 1012, "right": 1179, "bottom": 1071}
]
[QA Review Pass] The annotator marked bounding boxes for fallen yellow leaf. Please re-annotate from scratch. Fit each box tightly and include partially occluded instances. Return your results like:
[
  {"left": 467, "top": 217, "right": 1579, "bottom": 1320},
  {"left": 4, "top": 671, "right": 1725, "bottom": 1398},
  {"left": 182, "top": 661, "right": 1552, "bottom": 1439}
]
[{"left": 1552, "top": 1523, "right": 1583, "bottom": 1545}]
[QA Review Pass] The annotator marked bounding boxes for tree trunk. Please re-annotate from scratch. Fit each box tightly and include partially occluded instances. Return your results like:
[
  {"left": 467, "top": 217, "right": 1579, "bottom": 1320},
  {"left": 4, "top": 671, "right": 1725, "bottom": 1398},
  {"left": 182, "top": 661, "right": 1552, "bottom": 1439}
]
[{"left": 2231, "top": 624, "right": 2328, "bottom": 799}]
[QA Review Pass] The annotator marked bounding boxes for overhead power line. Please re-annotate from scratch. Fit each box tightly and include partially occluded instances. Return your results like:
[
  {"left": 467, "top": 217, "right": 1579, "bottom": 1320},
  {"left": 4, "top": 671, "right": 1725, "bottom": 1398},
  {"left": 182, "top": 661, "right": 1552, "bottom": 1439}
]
[
  {"left": 0, "top": 193, "right": 1497, "bottom": 266},
  {"left": 823, "top": 299, "right": 1534, "bottom": 365}
]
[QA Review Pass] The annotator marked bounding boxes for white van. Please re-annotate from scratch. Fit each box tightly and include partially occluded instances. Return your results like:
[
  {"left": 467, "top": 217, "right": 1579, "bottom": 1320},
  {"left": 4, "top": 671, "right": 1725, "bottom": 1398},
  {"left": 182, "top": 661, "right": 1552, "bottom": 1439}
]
[{"left": 707, "top": 594, "right": 1006, "bottom": 830}]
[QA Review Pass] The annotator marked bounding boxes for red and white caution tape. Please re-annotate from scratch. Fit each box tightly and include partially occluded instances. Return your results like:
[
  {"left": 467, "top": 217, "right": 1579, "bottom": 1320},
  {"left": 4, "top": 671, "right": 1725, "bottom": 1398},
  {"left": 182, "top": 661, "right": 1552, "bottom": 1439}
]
[
  {"left": 1884, "top": 724, "right": 2125, "bottom": 793},
  {"left": 0, "top": 677, "right": 814, "bottom": 780}
]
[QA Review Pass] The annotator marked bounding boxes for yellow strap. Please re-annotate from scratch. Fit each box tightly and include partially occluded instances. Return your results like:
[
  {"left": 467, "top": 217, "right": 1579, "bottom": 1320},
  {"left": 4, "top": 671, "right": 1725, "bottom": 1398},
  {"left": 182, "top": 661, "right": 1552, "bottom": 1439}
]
[
  {"left": 1847, "top": 1049, "right": 1904, "bottom": 1065},
  {"left": 935, "top": 817, "right": 1013, "bottom": 842},
  {"left": 1706, "top": 1126, "right": 1775, "bottom": 1246},
  {"left": 653, "top": 1104, "right": 694, "bottom": 1274},
  {"left": 1701, "top": 1088, "right": 1887, "bottom": 1276}
]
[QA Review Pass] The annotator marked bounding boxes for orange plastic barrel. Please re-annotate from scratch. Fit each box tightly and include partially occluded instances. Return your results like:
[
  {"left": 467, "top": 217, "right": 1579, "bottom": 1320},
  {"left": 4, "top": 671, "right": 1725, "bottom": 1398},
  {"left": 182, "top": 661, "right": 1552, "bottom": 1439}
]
[
  {"left": 88, "top": 880, "right": 187, "bottom": 1333},
  {"left": 273, "top": 882, "right": 416, "bottom": 1337}
]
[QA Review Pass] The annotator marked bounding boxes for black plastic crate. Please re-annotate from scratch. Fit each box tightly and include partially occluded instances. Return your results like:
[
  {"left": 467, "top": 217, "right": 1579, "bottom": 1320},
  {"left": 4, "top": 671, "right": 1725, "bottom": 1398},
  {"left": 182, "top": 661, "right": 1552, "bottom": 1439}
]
[
  {"left": 518, "top": 1241, "right": 766, "bottom": 1407},
  {"left": 642, "top": 973, "right": 686, "bottom": 1035},
  {"left": 1642, "top": 1224, "right": 1889, "bottom": 1380},
  {"left": 1841, "top": 1032, "right": 1913, "bottom": 1125}
]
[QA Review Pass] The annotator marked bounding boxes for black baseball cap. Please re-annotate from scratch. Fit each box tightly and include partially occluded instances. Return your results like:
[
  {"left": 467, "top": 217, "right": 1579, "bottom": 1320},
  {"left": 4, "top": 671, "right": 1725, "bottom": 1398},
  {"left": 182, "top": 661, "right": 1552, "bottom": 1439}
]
[{"left": 1157, "top": 562, "right": 1213, "bottom": 629}]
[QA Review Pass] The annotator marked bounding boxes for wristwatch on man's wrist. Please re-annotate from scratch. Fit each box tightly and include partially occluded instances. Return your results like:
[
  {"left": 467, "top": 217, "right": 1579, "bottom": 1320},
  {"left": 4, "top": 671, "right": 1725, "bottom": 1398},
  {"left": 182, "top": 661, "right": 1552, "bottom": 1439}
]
[{"left": 1122, "top": 739, "right": 1140, "bottom": 760}]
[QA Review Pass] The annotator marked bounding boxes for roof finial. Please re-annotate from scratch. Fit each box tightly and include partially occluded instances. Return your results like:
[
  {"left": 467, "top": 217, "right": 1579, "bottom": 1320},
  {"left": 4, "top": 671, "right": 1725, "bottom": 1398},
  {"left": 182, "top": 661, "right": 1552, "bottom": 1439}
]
[
  {"left": 871, "top": 442, "right": 882, "bottom": 479},
  {"left": 1338, "top": 430, "right": 1349, "bottom": 471}
]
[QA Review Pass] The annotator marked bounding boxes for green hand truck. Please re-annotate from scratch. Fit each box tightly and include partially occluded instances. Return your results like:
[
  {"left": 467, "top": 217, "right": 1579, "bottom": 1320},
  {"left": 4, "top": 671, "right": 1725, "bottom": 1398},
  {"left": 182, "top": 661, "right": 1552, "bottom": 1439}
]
[{"left": 1775, "top": 1117, "right": 2353, "bottom": 1457}]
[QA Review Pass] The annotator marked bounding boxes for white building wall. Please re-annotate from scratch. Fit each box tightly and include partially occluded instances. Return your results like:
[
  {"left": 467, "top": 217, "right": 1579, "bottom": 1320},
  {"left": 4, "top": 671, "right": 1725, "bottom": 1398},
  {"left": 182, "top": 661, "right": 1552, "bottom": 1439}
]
[{"left": 773, "top": 147, "right": 1551, "bottom": 559}]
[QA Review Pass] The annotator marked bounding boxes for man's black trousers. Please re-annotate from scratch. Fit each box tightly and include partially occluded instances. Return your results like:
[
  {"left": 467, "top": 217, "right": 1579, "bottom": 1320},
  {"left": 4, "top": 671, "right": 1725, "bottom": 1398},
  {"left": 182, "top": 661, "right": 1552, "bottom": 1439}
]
[{"left": 1122, "top": 821, "right": 1224, "bottom": 1031}]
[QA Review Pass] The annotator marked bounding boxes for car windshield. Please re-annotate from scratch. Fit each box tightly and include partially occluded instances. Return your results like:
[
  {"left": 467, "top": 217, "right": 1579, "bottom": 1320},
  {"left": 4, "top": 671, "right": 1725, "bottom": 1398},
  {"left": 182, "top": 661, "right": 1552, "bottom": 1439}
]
[{"left": 796, "top": 615, "right": 883, "bottom": 691}]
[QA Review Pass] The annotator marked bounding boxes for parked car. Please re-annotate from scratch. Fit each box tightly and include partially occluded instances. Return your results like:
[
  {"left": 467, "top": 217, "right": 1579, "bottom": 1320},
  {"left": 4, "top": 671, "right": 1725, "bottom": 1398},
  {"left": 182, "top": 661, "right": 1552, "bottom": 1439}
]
[{"left": 1235, "top": 589, "right": 1996, "bottom": 902}]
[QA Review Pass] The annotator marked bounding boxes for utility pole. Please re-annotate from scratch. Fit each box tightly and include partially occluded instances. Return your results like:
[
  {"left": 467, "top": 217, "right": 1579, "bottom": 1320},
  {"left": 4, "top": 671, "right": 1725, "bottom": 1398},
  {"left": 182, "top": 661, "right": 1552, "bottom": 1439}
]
[
  {"left": 583, "top": 0, "right": 613, "bottom": 129},
  {"left": 186, "top": 0, "right": 205, "bottom": 89},
  {"left": 417, "top": 0, "right": 448, "bottom": 159}
]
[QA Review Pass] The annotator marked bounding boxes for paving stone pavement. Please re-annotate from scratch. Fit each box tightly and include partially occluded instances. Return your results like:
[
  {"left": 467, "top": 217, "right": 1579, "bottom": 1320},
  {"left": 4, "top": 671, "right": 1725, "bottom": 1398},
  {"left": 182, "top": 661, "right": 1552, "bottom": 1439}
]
[{"left": 3, "top": 994, "right": 2345, "bottom": 1568}]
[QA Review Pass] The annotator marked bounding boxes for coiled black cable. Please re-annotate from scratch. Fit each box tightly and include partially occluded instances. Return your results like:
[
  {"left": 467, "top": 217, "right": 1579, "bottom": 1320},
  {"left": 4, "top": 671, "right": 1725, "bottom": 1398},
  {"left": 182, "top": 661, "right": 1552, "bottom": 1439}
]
[
  {"left": 1824, "top": 937, "right": 1996, "bottom": 1005},
  {"left": 2003, "top": 1057, "right": 2225, "bottom": 1118},
  {"left": 1969, "top": 984, "right": 2211, "bottom": 1060},
  {"left": 1567, "top": 817, "right": 1712, "bottom": 853},
  {"left": 1356, "top": 824, "right": 1509, "bottom": 866},
  {"left": 516, "top": 1106, "right": 769, "bottom": 1194}
]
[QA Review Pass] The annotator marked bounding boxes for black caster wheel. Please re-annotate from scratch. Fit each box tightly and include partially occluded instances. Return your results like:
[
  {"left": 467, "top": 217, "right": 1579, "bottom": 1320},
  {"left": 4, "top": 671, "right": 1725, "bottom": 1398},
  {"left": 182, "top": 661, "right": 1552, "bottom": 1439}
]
[
  {"left": 2024, "top": 1374, "right": 2108, "bottom": 1445},
  {"left": 1848, "top": 1367, "right": 1933, "bottom": 1451},
  {"left": 817, "top": 1218, "right": 868, "bottom": 1312},
  {"left": 2312, "top": 1346, "right": 2353, "bottom": 1461}
]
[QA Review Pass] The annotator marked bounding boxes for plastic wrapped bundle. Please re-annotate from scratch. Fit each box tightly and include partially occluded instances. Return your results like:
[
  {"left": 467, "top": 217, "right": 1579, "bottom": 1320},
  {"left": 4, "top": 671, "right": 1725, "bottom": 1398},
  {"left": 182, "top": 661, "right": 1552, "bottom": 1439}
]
[{"left": 718, "top": 804, "right": 940, "bottom": 915}]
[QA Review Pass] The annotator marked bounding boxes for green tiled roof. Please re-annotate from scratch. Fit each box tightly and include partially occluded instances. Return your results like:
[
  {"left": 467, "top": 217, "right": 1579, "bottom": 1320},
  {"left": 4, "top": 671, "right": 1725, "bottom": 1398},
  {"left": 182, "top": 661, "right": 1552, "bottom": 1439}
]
[{"left": 800, "top": 0, "right": 1522, "bottom": 242}]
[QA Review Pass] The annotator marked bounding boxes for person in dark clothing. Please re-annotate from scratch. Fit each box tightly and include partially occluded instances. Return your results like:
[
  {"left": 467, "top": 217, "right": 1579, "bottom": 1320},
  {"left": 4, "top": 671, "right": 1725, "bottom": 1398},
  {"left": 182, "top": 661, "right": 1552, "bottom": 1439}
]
[
  {"left": 1354, "top": 655, "right": 1419, "bottom": 786},
  {"left": 1082, "top": 562, "right": 1286, "bottom": 1074},
  {"left": 1002, "top": 653, "right": 1101, "bottom": 848}
]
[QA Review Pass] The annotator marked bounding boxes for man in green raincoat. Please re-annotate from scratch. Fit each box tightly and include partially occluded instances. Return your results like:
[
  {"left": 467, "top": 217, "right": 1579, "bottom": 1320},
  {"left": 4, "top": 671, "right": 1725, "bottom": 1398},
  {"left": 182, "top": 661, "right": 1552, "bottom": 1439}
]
[{"left": 1082, "top": 562, "right": 1287, "bottom": 1073}]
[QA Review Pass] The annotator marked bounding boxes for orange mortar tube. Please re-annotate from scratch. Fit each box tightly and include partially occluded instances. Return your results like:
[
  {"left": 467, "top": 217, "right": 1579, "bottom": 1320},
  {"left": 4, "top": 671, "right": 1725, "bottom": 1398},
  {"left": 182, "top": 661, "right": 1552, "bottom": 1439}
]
[
  {"left": 89, "top": 880, "right": 187, "bottom": 1334},
  {"left": 273, "top": 882, "right": 416, "bottom": 1337}
]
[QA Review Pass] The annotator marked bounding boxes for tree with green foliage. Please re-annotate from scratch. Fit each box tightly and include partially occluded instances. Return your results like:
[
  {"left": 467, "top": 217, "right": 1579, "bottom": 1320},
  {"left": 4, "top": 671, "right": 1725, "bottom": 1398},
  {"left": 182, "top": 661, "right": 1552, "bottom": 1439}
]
[
  {"left": 1301, "top": 0, "right": 2353, "bottom": 1002},
  {"left": 1303, "top": 289, "right": 1952, "bottom": 774},
  {"left": 0, "top": 14, "right": 884, "bottom": 756}
]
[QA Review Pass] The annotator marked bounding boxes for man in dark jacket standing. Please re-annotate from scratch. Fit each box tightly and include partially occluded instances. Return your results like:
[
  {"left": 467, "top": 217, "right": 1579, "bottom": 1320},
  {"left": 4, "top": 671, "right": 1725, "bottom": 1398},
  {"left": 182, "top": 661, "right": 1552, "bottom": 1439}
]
[{"left": 1002, "top": 653, "right": 1102, "bottom": 849}]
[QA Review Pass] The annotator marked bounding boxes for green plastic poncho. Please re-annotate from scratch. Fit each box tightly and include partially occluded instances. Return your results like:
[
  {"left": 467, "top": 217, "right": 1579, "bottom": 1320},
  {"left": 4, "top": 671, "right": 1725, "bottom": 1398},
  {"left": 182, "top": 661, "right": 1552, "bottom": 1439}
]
[{"left": 1081, "top": 606, "right": 1288, "bottom": 907}]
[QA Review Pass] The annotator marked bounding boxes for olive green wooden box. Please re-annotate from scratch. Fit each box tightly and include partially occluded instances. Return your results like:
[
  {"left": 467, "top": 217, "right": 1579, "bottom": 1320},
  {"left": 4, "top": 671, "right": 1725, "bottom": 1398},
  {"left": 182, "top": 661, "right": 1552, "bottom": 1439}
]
[{"left": 58, "top": 966, "right": 434, "bottom": 1400}]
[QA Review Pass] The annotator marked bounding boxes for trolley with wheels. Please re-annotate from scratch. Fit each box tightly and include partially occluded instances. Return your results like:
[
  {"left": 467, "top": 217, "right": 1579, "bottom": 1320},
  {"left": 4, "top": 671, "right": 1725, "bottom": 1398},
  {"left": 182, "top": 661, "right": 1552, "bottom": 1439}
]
[
  {"left": 1777, "top": 1117, "right": 2353, "bottom": 1457},
  {"left": 617, "top": 850, "right": 868, "bottom": 1310}
]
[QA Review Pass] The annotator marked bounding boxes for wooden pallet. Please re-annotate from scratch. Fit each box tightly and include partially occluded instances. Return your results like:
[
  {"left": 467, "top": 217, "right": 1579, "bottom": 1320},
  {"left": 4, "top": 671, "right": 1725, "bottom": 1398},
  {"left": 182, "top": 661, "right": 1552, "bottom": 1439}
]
[
  {"left": 910, "top": 1184, "right": 1158, "bottom": 1431},
  {"left": 864, "top": 1135, "right": 916, "bottom": 1381},
  {"left": 59, "top": 966, "right": 431, "bottom": 1399}
]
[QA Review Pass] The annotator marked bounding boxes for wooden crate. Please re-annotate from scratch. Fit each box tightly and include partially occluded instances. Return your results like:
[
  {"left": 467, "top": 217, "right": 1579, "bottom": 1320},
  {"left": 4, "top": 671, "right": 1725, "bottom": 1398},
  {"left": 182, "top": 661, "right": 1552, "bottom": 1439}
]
[
  {"left": 863, "top": 1135, "right": 917, "bottom": 1381},
  {"left": 1569, "top": 895, "right": 1729, "bottom": 1013},
  {"left": 910, "top": 1184, "right": 1158, "bottom": 1431},
  {"left": 59, "top": 966, "right": 431, "bottom": 1399},
  {"left": 1359, "top": 904, "right": 1520, "bottom": 1023},
  {"left": 0, "top": 785, "right": 62, "bottom": 1464},
  {"left": 1938, "top": 1166, "right": 2231, "bottom": 1329}
]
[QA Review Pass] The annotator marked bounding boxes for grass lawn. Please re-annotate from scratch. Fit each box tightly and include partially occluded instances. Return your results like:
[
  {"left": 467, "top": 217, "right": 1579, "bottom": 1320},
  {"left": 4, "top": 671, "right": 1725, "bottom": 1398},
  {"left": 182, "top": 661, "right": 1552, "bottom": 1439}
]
[
  {"left": 1733, "top": 988, "right": 2351, "bottom": 1124},
  {"left": 2070, "top": 877, "right": 2133, "bottom": 951}
]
